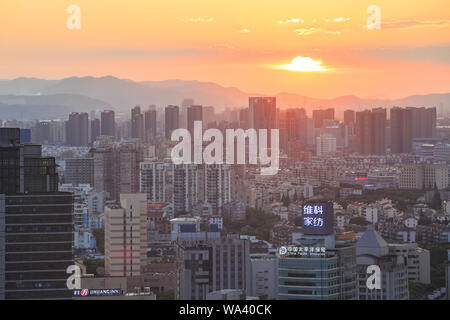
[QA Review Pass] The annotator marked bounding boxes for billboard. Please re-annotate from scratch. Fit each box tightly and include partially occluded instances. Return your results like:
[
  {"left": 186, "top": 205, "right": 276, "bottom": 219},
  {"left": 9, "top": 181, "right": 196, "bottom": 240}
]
[{"left": 302, "top": 202, "right": 334, "bottom": 235}]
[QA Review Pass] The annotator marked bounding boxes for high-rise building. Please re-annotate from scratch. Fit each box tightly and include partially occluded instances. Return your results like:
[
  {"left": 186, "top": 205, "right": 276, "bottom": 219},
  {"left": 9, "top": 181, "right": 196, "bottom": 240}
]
[
  {"left": 187, "top": 105, "right": 203, "bottom": 135},
  {"left": 199, "top": 164, "right": 231, "bottom": 215},
  {"left": 277, "top": 236, "right": 357, "bottom": 300},
  {"left": 131, "top": 106, "right": 144, "bottom": 140},
  {"left": 203, "top": 106, "right": 215, "bottom": 127},
  {"left": 144, "top": 106, "right": 157, "bottom": 141},
  {"left": 284, "top": 108, "right": 308, "bottom": 147},
  {"left": 250, "top": 254, "right": 278, "bottom": 300},
  {"left": 398, "top": 163, "right": 448, "bottom": 190},
  {"left": 139, "top": 162, "right": 170, "bottom": 202},
  {"left": 34, "top": 121, "right": 51, "bottom": 144},
  {"left": 344, "top": 110, "right": 355, "bottom": 125},
  {"left": 390, "top": 107, "right": 436, "bottom": 154},
  {"left": 175, "top": 235, "right": 251, "bottom": 300},
  {"left": 321, "top": 122, "right": 349, "bottom": 148},
  {"left": 181, "top": 99, "right": 195, "bottom": 129},
  {"left": 0, "top": 128, "right": 58, "bottom": 194},
  {"left": 355, "top": 108, "right": 387, "bottom": 155},
  {"left": 0, "top": 128, "right": 74, "bottom": 300},
  {"left": 249, "top": 97, "right": 277, "bottom": 130},
  {"left": 173, "top": 164, "right": 198, "bottom": 215},
  {"left": 312, "top": 108, "right": 334, "bottom": 128},
  {"left": 65, "top": 158, "right": 94, "bottom": 186},
  {"left": 100, "top": 110, "right": 115, "bottom": 137},
  {"left": 316, "top": 134, "right": 337, "bottom": 156},
  {"left": 90, "top": 118, "right": 100, "bottom": 143},
  {"left": 0, "top": 193, "right": 74, "bottom": 300},
  {"left": 277, "top": 203, "right": 357, "bottom": 300},
  {"left": 105, "top": 193, "right": 147, "bottom": 277},
  {"left": 90, "top": 143, "right": 143, "bottom": 201},
  {"left": 356, "top": 226, "right": 409, "bottom": 300},
  {"left": 32, "top": 120, "right": 65, "bottom": 145},
  {"left": 66, "top": 112, "right": 89, "bottom": 146},
  {"left": 165, "top": 105, "right": 180, "bottom": 140},
  {"left": 239, "top": 108, "right": 249, "bottom": 129},
  {"left": 388, "top": 243, "right": 430, "bottom": 284}
]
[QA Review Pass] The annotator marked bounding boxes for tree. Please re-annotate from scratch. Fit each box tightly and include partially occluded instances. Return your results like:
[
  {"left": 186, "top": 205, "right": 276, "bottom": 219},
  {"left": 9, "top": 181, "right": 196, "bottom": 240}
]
[
  {"left": 418, "top": 212, "right": 432, "bottom": 226},
  {"left": 431, "top": 184, "right": 442, "bottom": 210},
  {"left": 349, "top": 217, "right": 369, "bottom": 226},
  {"left": 293, "top": 216, "right": 302, "bottom": 226},
  {"left": 85, "top": 259, "right": 104, "bottom": 276},
  {"left": 282, "top": 193, "right": 290, "bottom": 207},
  {"left": 292, "top": 190, "right": 298, "bottom": 202},
  {"left": 92, "top": 229, "right": 105, "bottom": 254},
  {"left": 157, "top": 290, "right": 174, "bottom": 300}
]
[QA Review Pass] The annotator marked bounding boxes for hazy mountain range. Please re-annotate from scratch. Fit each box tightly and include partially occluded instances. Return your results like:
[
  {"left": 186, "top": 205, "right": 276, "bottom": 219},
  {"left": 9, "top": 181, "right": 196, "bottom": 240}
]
[{"left": 0, "top": 76, "right": 449, "bottom": 120}]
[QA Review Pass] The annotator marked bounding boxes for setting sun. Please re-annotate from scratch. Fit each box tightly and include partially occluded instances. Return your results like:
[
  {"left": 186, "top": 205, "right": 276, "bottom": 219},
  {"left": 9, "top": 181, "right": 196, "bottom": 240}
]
[{"left": 276, "top": 56, "right": 328, "bottom": 72}]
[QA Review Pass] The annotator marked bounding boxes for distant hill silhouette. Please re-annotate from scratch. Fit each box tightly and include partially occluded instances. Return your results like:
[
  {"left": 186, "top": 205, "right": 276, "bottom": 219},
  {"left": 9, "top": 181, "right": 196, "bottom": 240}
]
[{"left": 0, "top": 76, "right": 448, "bottom": 120}]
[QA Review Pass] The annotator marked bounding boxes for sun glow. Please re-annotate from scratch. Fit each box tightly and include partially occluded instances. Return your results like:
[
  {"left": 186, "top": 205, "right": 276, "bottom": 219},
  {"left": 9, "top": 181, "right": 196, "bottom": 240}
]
[{"left": 276, "top": 56, "right": 328, "bottom": 72}]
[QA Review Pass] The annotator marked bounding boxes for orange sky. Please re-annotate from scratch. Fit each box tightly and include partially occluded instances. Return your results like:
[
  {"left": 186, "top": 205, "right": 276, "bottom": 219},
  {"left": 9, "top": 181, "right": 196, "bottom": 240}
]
[{"left": 1, "top": 0, "right": 449, "bottom": 99}]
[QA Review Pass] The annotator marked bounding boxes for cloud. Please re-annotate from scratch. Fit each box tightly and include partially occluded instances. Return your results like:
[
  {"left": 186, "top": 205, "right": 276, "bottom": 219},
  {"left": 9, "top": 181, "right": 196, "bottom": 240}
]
[
  {"left": 278, "top": 18, "right": 304, "bottom": 24},
  {"left": 333, "top": 17, "right": 350, "bottom": 22},
  {"left": 182, "top": 18, "right": 214, "bottom": 23},
  {"left": 381, "top": 19, "right": 450, "bottom": 29},
  {"left": 239, "top": 28, "right": 250, "bottom": 33},
  {"left": 365, "top": 45, "right": 450, "bottom": 64},
  {"left": 295, "top": 27, "right": 341, "bottom": 35}
]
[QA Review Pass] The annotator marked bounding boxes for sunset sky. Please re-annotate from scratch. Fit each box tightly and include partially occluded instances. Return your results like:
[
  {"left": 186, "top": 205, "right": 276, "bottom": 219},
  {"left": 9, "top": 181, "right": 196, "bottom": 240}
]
[{"left": 1, "top": 0, "right": 449, "bottom": 99}]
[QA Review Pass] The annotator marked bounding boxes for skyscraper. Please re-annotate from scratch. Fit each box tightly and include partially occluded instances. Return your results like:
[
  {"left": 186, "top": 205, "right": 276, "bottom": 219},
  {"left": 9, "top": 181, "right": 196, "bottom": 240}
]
[
  {"left": 201, "top": 164, "right": 231, "bottom": 215},
  {"left": 181, "top": 98, "right": 195, "bottom": 129},
  {"left": 0, "top": 128, "right": 74, "bottom": 300},
  {"left": 390, "top": 107, "right": 436, "bottom": 154},
  {"left": 90, "top": 143, "right": 143, "bottom": 201},
  {"left": 66, "top": 112, "right": 89, "bottom": 146},
  {"left": 139, "top": 162, "right": 170, "bottom": 202},
  {"left": 277, "top": 202, "right": 357, "bottom": 300},
  {"left": 165, "top": 105, "right": 179, "bottom": 140},
  {"left": 65, "top": 157, "right": 94, "bottom": 186},
  {"left": 131, "top": 105, "right": 144, "bottom": 140},
  {"left": 239, "top": 108, "right": 249, "bottom": 129},
  {"left": 173, "top": 164, "right": 198, "bottom": 215},
  {"left": 202, "top": 106, "right": 215, "bottom": 127},
  {"left": 316, "top": 134, "right": 337, "bottom": 156},
  {"left": 355, "top": 108, "right": 387, "bottom": 155},
  {"left": 144, "top": 106, "right": 157, "bottom": 142},
  {"left": 248, "top": 97, "right": 277, "bottom": 130},
  {"left": 187, "top": 105, "right": 203, "bottom": 135},
  {"left": 0, "top": 128, "right": 58, "bottom": 194},
  {"left": 285, "top": 108, "right": 308, "bottom": 146},
  {"left": 356, "top": 226, "right": 409, "bottom": 300},
  {"left": 90, "top": 118, "right": 100, "bottom": 143},
  {"left": 344, "top": 109, "right": 355, "bottom": 125},
  {"left": 175, "top": 235, "right": 251, "bottom": 300},
  {"left": 312, "top": 108, "right": 334, "bottom": 128},
  {"left": 100, "top": 110, "right": 115, "bottom": 137},
  {"left": 105, "top": 193, "right": 147, "bottom": 277}
]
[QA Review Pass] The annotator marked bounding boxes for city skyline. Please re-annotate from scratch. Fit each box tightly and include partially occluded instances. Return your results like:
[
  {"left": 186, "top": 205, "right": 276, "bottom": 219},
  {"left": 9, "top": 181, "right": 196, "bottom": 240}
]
[
  {"left": 1, "top": 1, "right": 449, "bottom": 99},
  {"left": 1, "top": 0, "right": 450, "bottom": 305}
]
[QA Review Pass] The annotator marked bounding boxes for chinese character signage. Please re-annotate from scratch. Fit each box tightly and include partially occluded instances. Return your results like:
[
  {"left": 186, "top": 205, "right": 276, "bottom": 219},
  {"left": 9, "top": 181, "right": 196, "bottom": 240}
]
[
  {"left": 278, "top": 245, "right": 326, "bottom": 258},
  {"left": 302, "top": 202, "right": 334, "bottom": 235}
]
